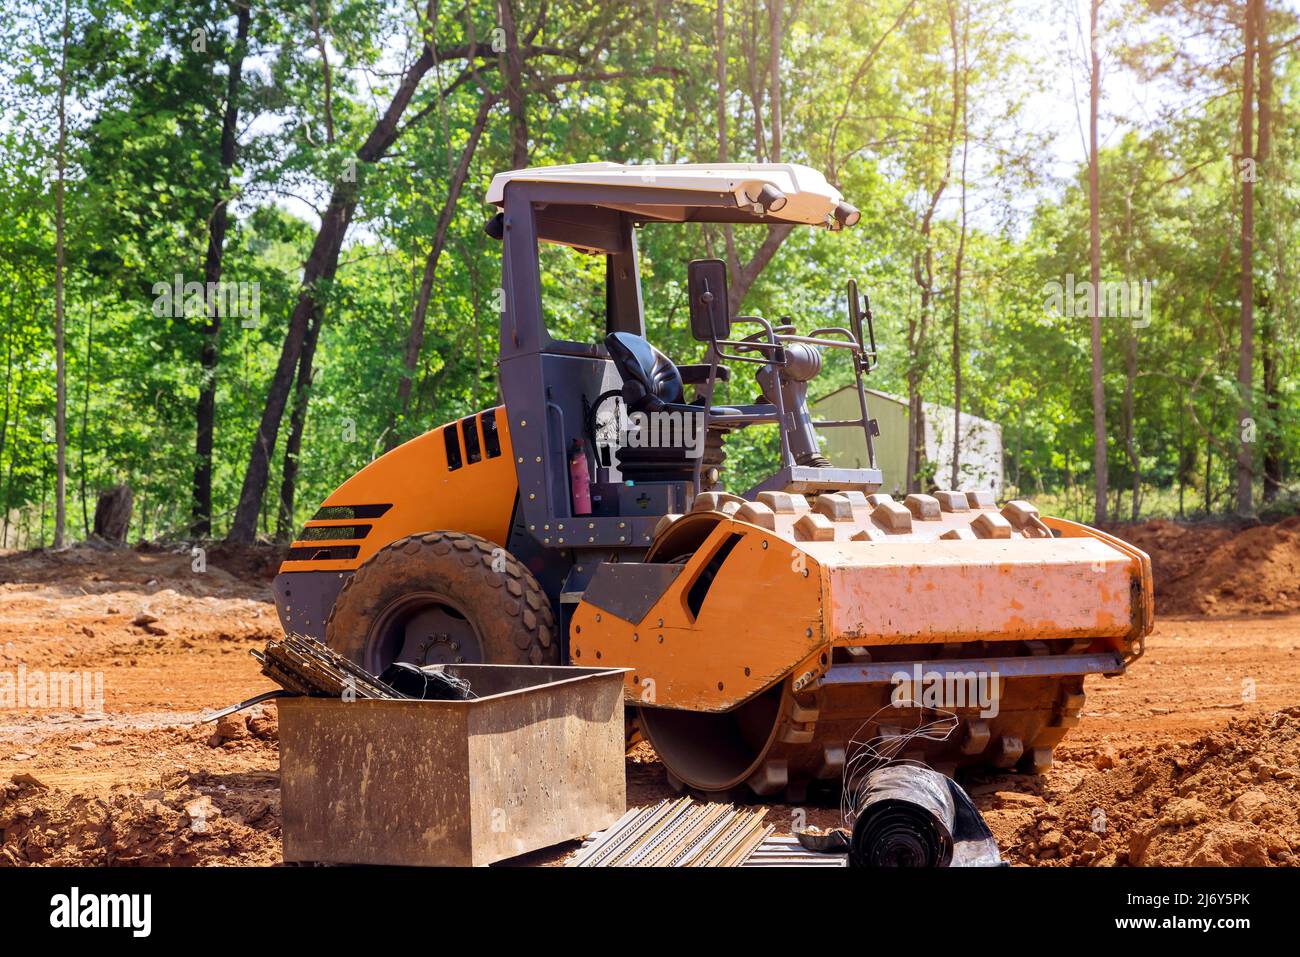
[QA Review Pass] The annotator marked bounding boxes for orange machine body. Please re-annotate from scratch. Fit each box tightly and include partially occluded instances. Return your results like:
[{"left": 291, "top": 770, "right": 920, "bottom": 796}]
[
  {"left": 570, "top": 493, "right": 1153, "bottom": 715},
  {"left": 272, "top": 408, "right": 518, "bottom": 638}
]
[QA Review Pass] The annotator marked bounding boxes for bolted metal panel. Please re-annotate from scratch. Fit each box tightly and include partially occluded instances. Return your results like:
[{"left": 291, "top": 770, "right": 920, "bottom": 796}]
[{"left": 580, "top": 562, "right": 686, "bottom": 625}]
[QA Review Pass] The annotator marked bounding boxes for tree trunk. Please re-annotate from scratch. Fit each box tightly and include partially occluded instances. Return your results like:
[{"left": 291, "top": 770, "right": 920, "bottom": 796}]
[
  {"left": 716, "top": 0, "right": 742, "bottom": 283},
  {"left": 53, "top": 3, "right": 69, "bottom": 548},
  {"left": 744, "top": 0, "right": 768, "bottom": 162},
  {"left": 1261, "top": 327, "right": 1280, "bottom": 501},
  {"left": 907, "top": 1, "right": 961, "bottom": 493},
  {"left": 1122, "top": 191, "right": 1140, "bottom": 520},
  {"left": 716, "top": 0, "right": 728, "bottom": 165},
  {"left": 389, "top": 91, "right": 495, "bottom": 449},
  {"left": 767, "top": 0, "right": 781, "bottom": 163},
  {"left": 907, "top": 262, "right": 933, "bottom": 493},
  {"left": 79, "top": 303, "right": 92, "bottom": 537},
  {"left": 1088, "top": 0, "right": 1107, "bottom": 524},
  {"left": 276, "top": 302, "right": 324, "bottom": 542},
  {"left": 1014, "top": 398, "right": 1023, "bottom": 492},
  {"left": 309, "top": 0, "right": 334, "bottom": 143},
  {"left": 950, "top": 0, "right": 969, "bottom": 490},
  {"left": 721, "top": 0, "right": 792, "bottom": 311},
  {"left": 907, "top": 385, "right": 927, "bottom": 493},
  {"left": 226, "top": 42, "right": 442, "bottom": 544},
  {"left": 500, "top": 0, "right": 528, "bottom": 167},
  {"left": 1236, "top": 0, "right": 1257, "bottom": 515},
  {"left": 0, "top": 292, "right": 13, "bottom": 473},
  {"left": 192, "top": 2, "right": 251, "bottom": 538},
  {"left": 3, "top": 366, "right": 29, "bottom": 546},
  {"left": 1255, "top": 0, "right": 1280, "bottom": 503},
  {"left": 726, "top": 224, "right": 794, "bottom": 309},
  {"left": 93, "top": 484, "right": 133, "bottom": 543},
  {"left": 1204, "top": 437, "right": 1212, "bottom": 515},
  {"left": 1177, "top": 383, "right": 1187, "bottom": 518},
  {"left": 274, "top": 0, "right": 344, "bottom": 541},
  {"left": 1124, "top": 328, "right": 1139, "bottom": 518}
]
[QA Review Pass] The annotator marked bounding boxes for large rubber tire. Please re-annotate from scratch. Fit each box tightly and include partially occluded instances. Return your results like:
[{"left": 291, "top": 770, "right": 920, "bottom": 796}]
[{"left": 324, "top": 531, "right": 558, "bottom": 672}]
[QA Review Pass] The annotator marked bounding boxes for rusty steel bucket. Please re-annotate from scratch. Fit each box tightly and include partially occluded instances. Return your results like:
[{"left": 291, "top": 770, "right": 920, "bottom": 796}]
[{"left": 279, "top": 664, "right": 627, "bottom": 866}]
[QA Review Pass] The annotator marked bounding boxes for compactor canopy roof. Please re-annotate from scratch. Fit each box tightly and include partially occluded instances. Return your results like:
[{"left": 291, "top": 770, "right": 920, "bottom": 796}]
[{"left": 486, "top": 161, "right": 849, "bottom": 228}]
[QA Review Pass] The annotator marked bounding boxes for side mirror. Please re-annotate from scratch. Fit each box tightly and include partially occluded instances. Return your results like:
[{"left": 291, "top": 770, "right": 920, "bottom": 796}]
[{"left": 688, "top": 258, "right": 730, "bottom": 342}]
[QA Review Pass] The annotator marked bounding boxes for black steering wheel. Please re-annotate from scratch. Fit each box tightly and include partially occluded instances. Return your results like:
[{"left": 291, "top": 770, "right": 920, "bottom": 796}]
[{"left": 734, "top": 325, "right": 796, "bottom": 354}]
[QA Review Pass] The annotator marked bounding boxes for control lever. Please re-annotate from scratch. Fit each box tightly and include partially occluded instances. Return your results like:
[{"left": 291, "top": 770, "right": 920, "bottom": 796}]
[{"left": 757, "top": 342, "right": 829, "bottom": 467}]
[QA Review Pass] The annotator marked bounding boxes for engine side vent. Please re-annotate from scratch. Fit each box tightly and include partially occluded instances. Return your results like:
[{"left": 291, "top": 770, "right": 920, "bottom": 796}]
[
  {"left": 444, "top": 424, "right": 463, "bottom": 470},
  {"left": 285, "top": 544, "right": 361, "bottom": 563},
  {"left": 297, "top": 524, "right": 373, "bottom": 541},
  {"left": 312, "top": 504, "right": 392, "bottom": 521},
  {"left": 480, "top": 410, "right": 502, "bottom": 458},
  {"left": 462, "top": 416, "right": 482, "bottom": 465}
]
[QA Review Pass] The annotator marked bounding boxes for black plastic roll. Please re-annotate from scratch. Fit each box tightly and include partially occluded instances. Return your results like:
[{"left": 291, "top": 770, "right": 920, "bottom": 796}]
[{"left": 849, "top": 764, "right": 957, "bottom": 867}]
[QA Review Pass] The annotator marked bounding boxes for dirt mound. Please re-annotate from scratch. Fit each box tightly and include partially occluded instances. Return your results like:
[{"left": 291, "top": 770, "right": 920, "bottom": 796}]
[
  {"left": 191, "top": 542, "right": 284, "bottom": 585},
  {"left": 0, "top": 776, "right": 280, "bottom": 866},
  {"left": 1008, "top": 707, "right": 1300, "bottom": 866},
  {"left": 0, "top": 714, "right": 281, "bottom": 867},
  {"left": 0, "top": 542, "right": 278, "bottom": 601},
  {"left": 1108, "top": 517, "right": 1300, "bottom": 616}
]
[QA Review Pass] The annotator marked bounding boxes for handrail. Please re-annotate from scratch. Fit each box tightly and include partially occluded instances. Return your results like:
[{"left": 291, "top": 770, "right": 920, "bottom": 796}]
[{"left": 696, "top": 281, "right": 885, "bottom": 474}]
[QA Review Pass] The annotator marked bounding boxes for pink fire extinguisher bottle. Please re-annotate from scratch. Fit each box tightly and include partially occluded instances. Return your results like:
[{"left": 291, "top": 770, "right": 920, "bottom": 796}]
[{"left": 569, "top": 438, "right": 592, "bottom": 516}]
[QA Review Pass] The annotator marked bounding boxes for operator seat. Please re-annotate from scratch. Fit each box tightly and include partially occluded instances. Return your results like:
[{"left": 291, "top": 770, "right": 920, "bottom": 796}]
[
  {"left": 604, "top": 332, "right": 731, "bottom": 482},
  {"left": 605, "top": 332, "right": 686, "bottom": 413}
]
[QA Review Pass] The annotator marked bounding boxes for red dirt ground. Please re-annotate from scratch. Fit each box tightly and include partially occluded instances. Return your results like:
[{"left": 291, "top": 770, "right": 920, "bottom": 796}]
[{"left": 1, "top": 520, "right": 1298, "bottom": 867}]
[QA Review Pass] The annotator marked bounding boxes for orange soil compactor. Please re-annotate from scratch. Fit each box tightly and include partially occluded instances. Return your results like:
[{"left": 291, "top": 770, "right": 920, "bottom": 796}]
[{"left": 272, "top": 163, "right": 1153, "bottom": 799}]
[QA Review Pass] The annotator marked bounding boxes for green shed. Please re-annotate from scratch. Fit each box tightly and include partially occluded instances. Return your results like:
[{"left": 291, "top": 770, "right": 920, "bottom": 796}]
[{"left": 812, "top": 386, "right": 1003, "bottom": 497}]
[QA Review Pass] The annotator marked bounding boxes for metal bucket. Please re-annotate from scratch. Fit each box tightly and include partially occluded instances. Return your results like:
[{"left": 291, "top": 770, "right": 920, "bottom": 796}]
[{"left": 279, "top": 664, "right": 628, "bottom": 866}]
